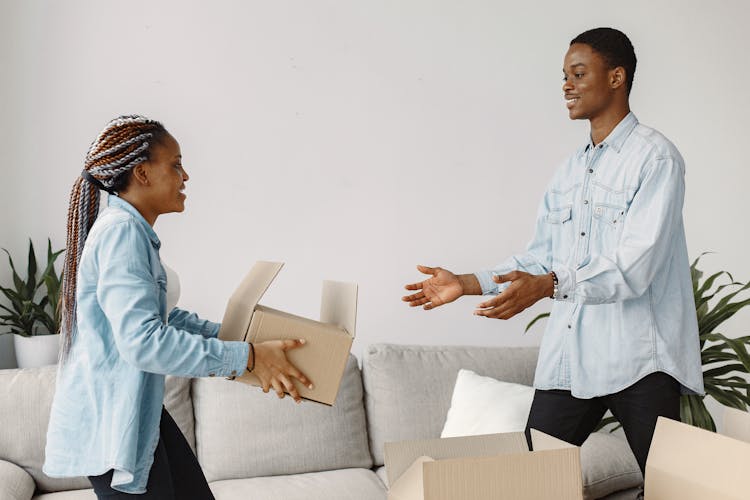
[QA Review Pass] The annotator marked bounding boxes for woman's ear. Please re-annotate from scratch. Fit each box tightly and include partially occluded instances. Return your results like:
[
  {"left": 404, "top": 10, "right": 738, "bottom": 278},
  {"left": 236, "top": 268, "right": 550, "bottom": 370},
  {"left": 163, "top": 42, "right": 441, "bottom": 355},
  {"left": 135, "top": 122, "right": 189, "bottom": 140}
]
[{"left": 131, "top": 163, "right": 150, "bottom": 187}]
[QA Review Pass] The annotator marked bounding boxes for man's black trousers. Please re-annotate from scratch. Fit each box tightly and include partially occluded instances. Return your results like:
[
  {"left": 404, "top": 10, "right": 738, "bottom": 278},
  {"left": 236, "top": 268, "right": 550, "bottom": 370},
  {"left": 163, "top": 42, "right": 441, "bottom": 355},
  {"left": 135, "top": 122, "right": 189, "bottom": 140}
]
[{"left": 524, "top": 371, "right": 681, "bottom": 476}]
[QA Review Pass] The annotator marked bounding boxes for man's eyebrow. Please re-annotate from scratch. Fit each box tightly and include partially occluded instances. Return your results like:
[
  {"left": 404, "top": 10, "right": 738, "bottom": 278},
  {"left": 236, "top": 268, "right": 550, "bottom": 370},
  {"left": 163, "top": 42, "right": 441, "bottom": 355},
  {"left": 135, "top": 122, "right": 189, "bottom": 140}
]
[{"left": 563, "top": 63, "right": 586, "bottom": 72}]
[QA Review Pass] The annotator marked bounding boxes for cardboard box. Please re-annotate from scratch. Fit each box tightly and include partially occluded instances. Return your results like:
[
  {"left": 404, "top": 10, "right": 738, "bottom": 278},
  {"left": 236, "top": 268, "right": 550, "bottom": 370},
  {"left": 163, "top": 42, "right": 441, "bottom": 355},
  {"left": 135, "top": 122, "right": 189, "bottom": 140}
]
[
  {"left": 645, "top": 410, "right": 750, "bottom": 500},
  {"left": 385, "top": 430, "right": 584, "bottom": 500},
  {"left": 217, "top": 261, "right": 357, "bottom": 406}
]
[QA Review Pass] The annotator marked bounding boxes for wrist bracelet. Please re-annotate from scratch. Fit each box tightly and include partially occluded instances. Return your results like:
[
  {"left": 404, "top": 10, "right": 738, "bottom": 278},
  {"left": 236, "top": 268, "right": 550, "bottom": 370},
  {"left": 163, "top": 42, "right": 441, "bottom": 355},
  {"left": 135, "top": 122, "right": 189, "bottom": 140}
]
[
  {"left": 247, "top": 342, "right": 255, "bottom": 373},
  {"left": 549, "top": 271, "right": 559, "bottom": 299}
]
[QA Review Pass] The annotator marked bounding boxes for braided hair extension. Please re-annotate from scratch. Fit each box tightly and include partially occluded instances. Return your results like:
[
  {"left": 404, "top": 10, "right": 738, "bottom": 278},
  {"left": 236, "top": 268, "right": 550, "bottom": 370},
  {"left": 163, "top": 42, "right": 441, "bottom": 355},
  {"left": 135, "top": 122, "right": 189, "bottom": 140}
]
[{"left": 60, "top": 115, "right": 169, "bottom": 364}]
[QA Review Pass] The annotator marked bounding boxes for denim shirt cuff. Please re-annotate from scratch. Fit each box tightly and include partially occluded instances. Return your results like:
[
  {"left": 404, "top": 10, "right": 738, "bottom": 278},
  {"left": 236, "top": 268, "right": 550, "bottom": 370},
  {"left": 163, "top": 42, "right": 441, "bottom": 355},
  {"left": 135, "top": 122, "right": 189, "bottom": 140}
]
[
  {"left": 222, "top": 341, "right": 250, "bottom": 377},
  {"left": 554, "top": 266, "right": 576, "bottom": 302},
  {"left": 474, "top": 271, "right": 498, "bottom": 295},
  {"left": 202, "top": 321, "right": 221, "bottom": 339}
]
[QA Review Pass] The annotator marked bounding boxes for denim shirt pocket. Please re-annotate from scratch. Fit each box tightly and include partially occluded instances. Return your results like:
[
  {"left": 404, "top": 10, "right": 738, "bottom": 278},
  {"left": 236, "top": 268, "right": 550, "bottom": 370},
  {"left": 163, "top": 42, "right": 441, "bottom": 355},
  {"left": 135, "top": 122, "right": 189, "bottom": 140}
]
[
  {"left": 593, "top": 203, "right": 626, "bottom": 228},
  {"left": 545, "top": 205, "right": 572, "bottom": 224}
]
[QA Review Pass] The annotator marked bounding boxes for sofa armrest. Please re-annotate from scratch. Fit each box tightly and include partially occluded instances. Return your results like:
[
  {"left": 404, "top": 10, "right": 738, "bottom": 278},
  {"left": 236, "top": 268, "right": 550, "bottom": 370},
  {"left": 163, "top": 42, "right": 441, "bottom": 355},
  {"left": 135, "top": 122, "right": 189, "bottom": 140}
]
[{"left": 0, "top": 459, "right": 35, "bottom": 500}]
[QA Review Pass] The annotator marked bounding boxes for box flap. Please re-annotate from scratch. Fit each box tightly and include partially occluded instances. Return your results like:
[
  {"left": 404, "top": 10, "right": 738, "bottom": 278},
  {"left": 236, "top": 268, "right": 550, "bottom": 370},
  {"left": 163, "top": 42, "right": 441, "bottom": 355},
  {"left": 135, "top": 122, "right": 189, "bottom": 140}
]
[
  {"left": 723, "top": 407, "right": 750, "bottom": 444},
  {"left": 423, "top": 448, "right": 583, "bottom": 500},
  {"left": 218, "top": 261, "right": 283, "bottom": 342},
  {"left": 388, "top": 456, "right": 434, "bottom": 500},
  {"left": 530, "top": 428, "right": 577, "bottom": 451},
  {"left": 320, "top": 280, "right": 358, "bottom": 338},
  {"left": 645, "top": 416, "right": 750, "bottom": 499},
  {"left": 384, "top": 432, "right": 527, "bottom": 487}
]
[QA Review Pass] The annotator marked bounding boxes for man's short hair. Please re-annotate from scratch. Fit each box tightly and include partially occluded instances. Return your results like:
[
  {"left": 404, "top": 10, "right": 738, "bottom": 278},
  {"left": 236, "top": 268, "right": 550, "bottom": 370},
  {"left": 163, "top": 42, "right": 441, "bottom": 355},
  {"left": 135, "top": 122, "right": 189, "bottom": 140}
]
[{"left": 571, "top": 28, "right": 637, "bottom": 95}]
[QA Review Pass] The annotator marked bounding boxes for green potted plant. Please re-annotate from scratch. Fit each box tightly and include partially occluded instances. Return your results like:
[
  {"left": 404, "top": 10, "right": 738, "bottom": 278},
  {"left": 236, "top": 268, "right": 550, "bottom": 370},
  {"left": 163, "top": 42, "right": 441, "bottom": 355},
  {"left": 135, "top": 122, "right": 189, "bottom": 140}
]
[
  {"left": 0, "top": 238, "right": 64, "bottom": 368},
  {"left": 526, "top": 254, "right": 750, "bottom": 431}
]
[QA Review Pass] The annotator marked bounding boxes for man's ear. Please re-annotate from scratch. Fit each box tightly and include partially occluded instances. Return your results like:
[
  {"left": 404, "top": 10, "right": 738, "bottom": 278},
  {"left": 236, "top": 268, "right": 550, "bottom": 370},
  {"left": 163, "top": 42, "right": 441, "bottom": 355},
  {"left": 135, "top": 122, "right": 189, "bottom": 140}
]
[
  {"left": 131, "top": 163, "right": 150, "bottom": 187},
  {"left": 610, "top": 66, "right": 626, "bottom": 91}
]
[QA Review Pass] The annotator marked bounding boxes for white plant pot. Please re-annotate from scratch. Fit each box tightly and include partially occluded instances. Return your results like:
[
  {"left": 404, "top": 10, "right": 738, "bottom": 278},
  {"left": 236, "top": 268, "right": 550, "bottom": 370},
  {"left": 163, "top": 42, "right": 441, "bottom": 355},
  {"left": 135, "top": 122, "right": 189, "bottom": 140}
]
[{"left": 13, "top": 333, "right": 61, "bottom": 368}]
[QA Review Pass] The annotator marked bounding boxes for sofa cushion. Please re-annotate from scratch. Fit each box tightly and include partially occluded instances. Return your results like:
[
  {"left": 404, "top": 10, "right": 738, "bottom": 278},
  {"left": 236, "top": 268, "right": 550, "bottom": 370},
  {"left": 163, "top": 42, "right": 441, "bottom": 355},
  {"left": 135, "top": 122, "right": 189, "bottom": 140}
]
[
  {"left": 580, "top": 433, "right": 642, "bottom": 499},
  {"left": 192, "top": 354, "right": 372, "bottom": 482},
  {"left": 441, "top": 368, "right": 535, "bottom": 437},
  {"left": 362, "top": 343, "right": 539, "bottom": 465},
  {"left": 374, "top": 432, "right": 642, "bottom": 499},
  {"left": 0, "top": 458, "right": 36, "bottom": 500},
  {"left": 208, "top": 468, "right": 386, "bottom": 500},
  {"left": 0, "top": 365, "right": 194, "bottom": 493},
  {"left": 33, "top": 490, "right": 96, "bottom": 499}
]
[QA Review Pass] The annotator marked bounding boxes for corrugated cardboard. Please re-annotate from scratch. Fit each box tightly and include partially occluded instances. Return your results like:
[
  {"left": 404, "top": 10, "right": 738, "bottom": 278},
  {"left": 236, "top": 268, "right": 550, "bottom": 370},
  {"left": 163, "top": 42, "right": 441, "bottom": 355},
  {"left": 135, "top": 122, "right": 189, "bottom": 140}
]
[
  {"left": 217, "top": 261, "right": 357, "bottom": 406},
  {"left": 645, "top": 414, "right": 750, "bottom": 500},
  {"left": 385, "top": 429, "right": 583, "bottom": 500}
]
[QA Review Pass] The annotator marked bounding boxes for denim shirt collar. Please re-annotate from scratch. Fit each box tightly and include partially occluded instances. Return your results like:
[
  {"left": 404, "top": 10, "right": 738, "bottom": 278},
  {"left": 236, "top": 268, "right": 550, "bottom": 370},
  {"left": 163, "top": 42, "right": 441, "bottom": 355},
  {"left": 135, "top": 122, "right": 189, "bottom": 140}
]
[
  {"left": 579, "top": 111, "right": 639, "bottom": 157},
  {"left": 107, "top": 194, "right": 161, "bottom": 250}
]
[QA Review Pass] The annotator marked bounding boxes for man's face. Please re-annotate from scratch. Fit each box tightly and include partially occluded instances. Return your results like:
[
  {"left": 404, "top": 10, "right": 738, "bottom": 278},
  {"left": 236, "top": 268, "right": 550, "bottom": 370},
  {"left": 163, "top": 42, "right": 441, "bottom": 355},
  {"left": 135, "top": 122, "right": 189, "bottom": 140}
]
[{"left": 562, "top": 43, "right": 617, "bottom": 121}]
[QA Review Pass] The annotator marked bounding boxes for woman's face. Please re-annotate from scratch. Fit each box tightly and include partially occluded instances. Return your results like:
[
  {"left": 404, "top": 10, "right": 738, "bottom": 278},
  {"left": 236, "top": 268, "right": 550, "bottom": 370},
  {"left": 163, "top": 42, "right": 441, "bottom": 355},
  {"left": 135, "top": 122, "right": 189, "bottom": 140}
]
[{"left": 141, "top": 134, "right": 189, "bottom": 216}]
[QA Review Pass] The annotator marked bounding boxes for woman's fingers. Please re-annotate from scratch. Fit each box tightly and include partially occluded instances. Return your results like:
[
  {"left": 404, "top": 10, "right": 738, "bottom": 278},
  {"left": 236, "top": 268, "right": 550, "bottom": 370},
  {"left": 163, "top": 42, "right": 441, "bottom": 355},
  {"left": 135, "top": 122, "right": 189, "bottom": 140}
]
[
  {"left": 271, "top": 378, "right": 285, "bottom": 399},
  {"left": 286, "top": 364, "right": 313, "bottom": 390},
  {"left": 281, "top": 338, "right": 306, "bottom": 351},
  {"left": 278, "top": 374, "right": 301, "bottom": 403}
]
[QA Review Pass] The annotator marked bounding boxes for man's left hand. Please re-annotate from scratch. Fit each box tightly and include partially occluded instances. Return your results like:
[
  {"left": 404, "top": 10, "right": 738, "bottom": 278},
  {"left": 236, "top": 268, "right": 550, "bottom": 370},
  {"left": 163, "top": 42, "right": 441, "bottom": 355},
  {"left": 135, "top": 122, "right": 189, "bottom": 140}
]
[{"left": 474, "top": 271, "right": 553, "bottom": 320}]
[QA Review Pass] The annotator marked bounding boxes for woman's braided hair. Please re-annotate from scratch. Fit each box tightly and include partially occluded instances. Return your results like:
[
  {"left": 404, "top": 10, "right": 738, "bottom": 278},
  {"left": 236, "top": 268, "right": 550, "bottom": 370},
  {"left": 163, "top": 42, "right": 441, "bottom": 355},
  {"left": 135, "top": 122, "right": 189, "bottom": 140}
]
[{"left": 60, "top": 115, "right": 169, "bottom": 363}]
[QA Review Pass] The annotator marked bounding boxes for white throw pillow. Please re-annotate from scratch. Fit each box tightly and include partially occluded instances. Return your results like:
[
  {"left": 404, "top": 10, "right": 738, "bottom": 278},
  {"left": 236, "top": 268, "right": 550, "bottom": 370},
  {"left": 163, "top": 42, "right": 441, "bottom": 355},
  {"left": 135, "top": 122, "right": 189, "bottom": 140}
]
[{"left": 441, "top": 369, "right": 535, "bottom": 438}]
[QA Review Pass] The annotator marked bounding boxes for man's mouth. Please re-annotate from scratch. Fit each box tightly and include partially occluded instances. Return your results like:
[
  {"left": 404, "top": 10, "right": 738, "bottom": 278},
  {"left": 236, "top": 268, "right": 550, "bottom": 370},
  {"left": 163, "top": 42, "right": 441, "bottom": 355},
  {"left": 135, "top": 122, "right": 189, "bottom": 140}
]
[{"left": 566, "top": 96, "right": 580, "bottom": 108}]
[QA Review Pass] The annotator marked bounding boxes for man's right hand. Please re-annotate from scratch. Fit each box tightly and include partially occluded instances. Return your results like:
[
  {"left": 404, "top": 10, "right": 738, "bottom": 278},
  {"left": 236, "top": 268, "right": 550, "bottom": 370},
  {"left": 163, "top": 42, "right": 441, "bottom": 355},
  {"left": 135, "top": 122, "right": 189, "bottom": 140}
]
[
  {"left": 402, "top": 265, "right": 467, "bottom": 310},
  {"left": 251, "top": 339, "right": 313, "bottom": 404}
]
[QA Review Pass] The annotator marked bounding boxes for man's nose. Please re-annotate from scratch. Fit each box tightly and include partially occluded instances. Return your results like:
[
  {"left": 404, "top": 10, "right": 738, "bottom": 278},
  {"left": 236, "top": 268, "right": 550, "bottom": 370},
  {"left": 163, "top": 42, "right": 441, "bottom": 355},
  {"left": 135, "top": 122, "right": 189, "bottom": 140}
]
[{"left": 562, "top": 79, "right": 574, "bottom": 93}]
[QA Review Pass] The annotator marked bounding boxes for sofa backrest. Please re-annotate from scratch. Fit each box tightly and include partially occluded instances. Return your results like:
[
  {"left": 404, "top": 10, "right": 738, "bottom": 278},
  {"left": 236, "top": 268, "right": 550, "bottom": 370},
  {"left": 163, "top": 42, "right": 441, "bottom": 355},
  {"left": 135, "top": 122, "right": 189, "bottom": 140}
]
[
  {"left": 192, "top": 354, "right": 372, "bottom": 483},
  {"left": 361, "top": 343, "right": 539, "bottom": 466},
  {"left": 0, "top": 365, "right": 194, "bottom": 493}
]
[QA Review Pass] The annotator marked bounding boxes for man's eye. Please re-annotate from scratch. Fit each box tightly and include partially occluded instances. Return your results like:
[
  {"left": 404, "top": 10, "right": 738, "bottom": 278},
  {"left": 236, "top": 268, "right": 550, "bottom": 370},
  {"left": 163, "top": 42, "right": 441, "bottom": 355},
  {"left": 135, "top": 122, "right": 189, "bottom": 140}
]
[
  {"left": 575, "top": 73, "right": 584, "bottom": 78},
  {"left": 562, "top": 76, "right": 568, "bottom": 82}
]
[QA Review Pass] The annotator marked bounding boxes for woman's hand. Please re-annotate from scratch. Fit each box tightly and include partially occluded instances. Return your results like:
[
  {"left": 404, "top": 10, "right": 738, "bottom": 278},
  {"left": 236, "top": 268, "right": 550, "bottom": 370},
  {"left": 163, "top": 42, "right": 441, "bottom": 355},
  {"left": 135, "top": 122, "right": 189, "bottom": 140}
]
[{"left": 251, "top": 339, "right": 313, "bottom": 403}]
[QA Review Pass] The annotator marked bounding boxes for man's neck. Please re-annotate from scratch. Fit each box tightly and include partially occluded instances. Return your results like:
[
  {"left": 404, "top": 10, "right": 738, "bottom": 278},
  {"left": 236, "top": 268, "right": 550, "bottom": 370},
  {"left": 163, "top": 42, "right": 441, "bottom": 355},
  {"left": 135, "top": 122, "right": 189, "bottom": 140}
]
[{"left": 589, "top": 105, "right": 631, "bottom": 146}]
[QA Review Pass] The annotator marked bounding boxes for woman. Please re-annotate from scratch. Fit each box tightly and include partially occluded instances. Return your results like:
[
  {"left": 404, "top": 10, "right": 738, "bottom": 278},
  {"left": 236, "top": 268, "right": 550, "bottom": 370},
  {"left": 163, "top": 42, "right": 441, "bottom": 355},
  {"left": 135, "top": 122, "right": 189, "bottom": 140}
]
[{"left": 43, "top": 115, "right": 312, "bottom": 499}]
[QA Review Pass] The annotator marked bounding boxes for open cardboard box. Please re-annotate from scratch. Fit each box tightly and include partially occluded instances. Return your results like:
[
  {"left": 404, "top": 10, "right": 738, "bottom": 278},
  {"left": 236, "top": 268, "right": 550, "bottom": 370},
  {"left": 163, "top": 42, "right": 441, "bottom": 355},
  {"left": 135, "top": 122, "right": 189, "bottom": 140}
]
[
  {"left": 217, "top": 261, "right": 357, "bottom": 406},
  {"left": 645, "top": 408, "right": 750, "bottom": 499},
  {"left": 384, "top": 429, "right": 584, "bottom": 500}
]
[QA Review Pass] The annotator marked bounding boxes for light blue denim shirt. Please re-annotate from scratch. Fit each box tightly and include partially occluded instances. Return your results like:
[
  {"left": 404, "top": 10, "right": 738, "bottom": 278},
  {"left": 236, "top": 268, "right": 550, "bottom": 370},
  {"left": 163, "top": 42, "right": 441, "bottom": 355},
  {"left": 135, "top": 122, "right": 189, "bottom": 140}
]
[
  {"left": 476, "top": 113, "right": 704, "bottom": 398},
  {"left": 43, "top": 195, "right": 249, "bottom": 494}
]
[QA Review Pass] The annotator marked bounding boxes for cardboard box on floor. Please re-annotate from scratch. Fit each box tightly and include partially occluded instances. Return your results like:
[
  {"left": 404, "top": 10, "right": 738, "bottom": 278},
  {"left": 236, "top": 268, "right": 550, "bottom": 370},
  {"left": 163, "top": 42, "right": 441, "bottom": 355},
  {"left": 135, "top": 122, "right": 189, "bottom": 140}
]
[
  {"left": 385, "top": 429, "right": 584, "bottom": 500},
  {"left": 645, "top": 409, "right": 750, "bottom": 500},
  {"left": 217, "top": 261, "right": 357, "bottom": 406}
]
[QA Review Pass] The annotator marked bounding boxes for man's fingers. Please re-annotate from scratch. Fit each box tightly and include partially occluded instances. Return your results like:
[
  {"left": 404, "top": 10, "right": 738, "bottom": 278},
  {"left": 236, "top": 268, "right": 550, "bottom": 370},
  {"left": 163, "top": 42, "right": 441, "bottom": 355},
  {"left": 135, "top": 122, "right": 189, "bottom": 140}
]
[
  {"left": 402, "top": 291, "right": 425, "bottom": 302},
  {"left": 408, "top": 297, "right": 430, "bottom": 308},
  {"left": 416, "top": 264, "right": 437, "bottom": 276},
  {"left": 404, "top": 282, "right": 423, "bottom": 291}
]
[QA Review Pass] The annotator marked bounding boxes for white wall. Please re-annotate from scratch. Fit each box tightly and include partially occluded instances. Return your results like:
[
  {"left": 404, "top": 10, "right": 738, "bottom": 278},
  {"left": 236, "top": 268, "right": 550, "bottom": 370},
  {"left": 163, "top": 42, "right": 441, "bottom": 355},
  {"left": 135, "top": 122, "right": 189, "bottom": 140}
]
[{"left": 2, "top": 0, "right": 749, "bottom": 424}]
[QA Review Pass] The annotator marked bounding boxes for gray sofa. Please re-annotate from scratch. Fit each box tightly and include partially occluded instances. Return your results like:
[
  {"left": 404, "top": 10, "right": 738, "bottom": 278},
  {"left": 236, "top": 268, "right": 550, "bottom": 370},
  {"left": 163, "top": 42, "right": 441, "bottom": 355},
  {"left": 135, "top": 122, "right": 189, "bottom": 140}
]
[{"left": 0, "top": 344, "right": 643, "bottom": 499}]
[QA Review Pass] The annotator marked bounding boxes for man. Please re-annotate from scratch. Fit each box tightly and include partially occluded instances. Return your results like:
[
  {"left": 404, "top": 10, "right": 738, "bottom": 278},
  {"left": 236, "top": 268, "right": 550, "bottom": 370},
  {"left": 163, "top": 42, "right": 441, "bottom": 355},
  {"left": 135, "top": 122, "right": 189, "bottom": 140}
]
[{"left": 402, "top": 27, "right": 703, "bottom": 477}]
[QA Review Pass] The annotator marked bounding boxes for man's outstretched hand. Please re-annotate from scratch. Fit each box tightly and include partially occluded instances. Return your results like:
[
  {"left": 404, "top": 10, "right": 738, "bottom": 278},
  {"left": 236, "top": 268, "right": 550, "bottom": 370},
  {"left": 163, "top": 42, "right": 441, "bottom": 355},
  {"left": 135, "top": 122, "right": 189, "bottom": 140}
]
[
  {"left": 474, "top": 270, "right": 553, "bottom": 320},
  {"left": 402, "top": 265, "right": 465, "bottom": 310}
]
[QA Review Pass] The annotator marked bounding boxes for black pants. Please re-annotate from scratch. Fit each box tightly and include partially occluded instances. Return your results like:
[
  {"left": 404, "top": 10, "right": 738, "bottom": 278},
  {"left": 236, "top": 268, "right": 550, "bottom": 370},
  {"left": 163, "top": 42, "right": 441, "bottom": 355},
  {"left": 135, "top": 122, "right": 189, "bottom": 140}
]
[
  {"left": 88, "top": 407, "right": 215, "bottom": 499},
  {"left": 524, "top": 371, "right": 681, "bottom": 476}
]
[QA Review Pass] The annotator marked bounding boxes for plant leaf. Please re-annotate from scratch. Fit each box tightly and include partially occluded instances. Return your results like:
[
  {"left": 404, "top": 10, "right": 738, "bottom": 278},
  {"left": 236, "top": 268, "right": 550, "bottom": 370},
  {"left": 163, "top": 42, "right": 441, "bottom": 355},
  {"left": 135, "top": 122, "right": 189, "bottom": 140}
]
[{"left": 524, "top": 312, "right": 550, "bottom": 333}]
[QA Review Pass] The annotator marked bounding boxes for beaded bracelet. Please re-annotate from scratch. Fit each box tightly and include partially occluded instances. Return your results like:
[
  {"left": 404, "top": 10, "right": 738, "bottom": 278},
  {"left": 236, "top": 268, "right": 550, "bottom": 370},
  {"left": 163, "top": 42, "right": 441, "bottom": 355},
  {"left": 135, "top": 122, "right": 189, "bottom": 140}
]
[
  {"left": 549, "top": 271, "right": 559, "bottom": 299},
  {"left": 246, "top": 342, "right": 255, "bottom": 373}
]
